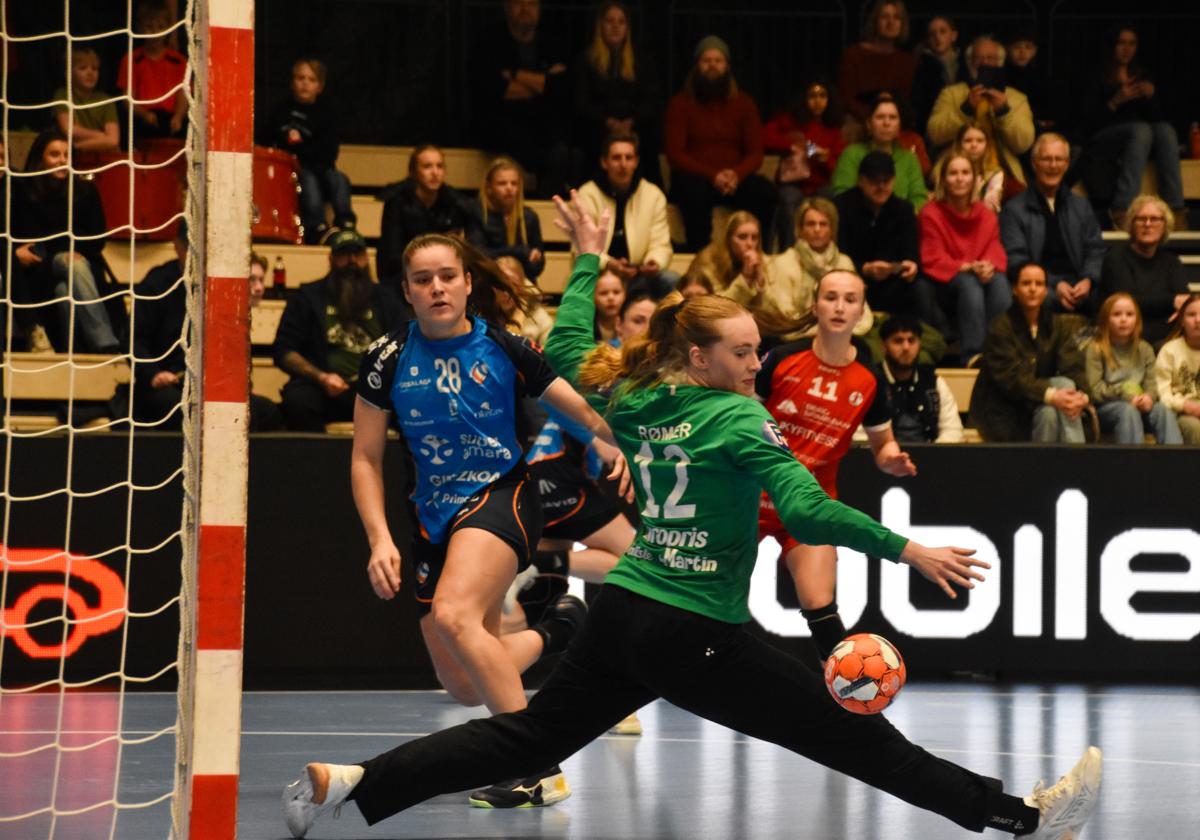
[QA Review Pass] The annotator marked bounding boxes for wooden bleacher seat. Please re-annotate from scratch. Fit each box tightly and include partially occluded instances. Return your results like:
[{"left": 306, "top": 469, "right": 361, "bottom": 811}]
[
  {"left": 252, "top": 356, "right": 288, "bottom": 401},
  {"left": 352, "top": 194, "right": 383, "bottom": 239},
  {"left": 251, "top": 300, "right": 285, "bottom": 346},
  {"left": 338, "top": 145, "right": 495, "bottom": 191},
  {"left": 935, "top": 367, "right": 981, "bottom": 443},
  {"left": 4, "top": 352, "right": 130, "bottom": 401},
  {"left": 105, "top": 241, "right": 376, "bottom": 288}
]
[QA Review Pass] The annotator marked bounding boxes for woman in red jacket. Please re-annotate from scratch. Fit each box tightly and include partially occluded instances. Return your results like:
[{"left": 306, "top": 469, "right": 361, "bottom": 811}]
[{"left": 917, "top": 152, "right": 1009, "bottom": 361}]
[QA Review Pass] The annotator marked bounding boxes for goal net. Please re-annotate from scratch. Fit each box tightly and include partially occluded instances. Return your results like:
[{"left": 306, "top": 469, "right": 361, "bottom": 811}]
[{"left": 0, "top": 2, "right": 248, "bottom": 837}]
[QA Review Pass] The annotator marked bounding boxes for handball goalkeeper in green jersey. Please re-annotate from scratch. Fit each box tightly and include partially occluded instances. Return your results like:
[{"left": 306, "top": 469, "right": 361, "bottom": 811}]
[{"left": 283, "top": 193, "right": 1101, "bottom": 840}]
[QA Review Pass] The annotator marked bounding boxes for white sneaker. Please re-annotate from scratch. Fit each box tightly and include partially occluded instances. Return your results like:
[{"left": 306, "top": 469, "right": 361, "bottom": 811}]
[
  {"left": 1024, "top": 746, "right": 1102, "bottom": 839},
  {"left": 281, "top": 762, "right": 364, "bottom": 839},
  {"left": 608, "top": 711, "right": 642, "bottom": 736}
]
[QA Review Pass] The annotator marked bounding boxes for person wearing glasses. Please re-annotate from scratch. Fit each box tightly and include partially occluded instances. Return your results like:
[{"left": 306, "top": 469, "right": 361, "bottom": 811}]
[
  {"left": 1098, "top": 194, "right": 1189, "bottom": 346},
  {"left": 1000, "top": 133, "right": 1106, "bottom": 316}
]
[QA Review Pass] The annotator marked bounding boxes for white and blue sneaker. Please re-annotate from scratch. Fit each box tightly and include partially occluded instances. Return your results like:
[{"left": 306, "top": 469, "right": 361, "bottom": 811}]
[
  {"left": 1025, "top": 746, "right": 1102, "bottom": 839},
  {"left": 281, "top": 762, "right": 364, "bottom": 839}
]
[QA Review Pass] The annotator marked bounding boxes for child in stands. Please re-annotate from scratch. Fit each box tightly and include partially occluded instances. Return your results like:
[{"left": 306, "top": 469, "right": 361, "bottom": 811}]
[
  {"left": 117, "top": 0, "right": 188, "bottom": 141},
  {"left": 263, "top": 57, "right": 356, "bottom": 243},
  {"left": 55, "top": 46, "right": 120, "bottom": 152}
]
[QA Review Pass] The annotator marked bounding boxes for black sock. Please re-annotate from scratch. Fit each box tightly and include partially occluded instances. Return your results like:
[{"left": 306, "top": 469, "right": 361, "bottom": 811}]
[
  {"left": 533, "top": 615, "right": 572, "bottom": 656},
  {"left": 533, "top": 549, "right": 570, "bottom": 577},
  {"left": 800, "top": 601, "right": 846, "bottom": 662},
  {"left": 984, "top": 790, "right": 1040, "bottom": 835}
]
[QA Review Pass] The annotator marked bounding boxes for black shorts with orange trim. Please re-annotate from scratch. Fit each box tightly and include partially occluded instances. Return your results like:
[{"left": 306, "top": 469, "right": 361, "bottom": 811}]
[
  {"left": 530, "top": 452, "right": 621, "bottom": 542},
  {"left": 407, "top": 464, "right": 543, "bottom": 617}
]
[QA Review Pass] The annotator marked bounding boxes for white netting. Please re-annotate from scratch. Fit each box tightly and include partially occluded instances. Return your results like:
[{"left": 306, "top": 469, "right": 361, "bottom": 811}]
[{"left": 0, "top": 1, "right": 202, "bottom": 837}]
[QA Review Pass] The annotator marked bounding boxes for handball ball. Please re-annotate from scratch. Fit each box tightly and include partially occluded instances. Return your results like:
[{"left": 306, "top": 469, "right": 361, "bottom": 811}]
[{"left": 823, "top": 633, "right": 907, "bottom": 714}]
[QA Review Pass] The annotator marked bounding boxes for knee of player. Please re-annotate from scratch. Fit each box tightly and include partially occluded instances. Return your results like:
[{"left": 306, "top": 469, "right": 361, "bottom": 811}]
[{"left": 429, "top": 597, "right": 480, "bottom": 645}]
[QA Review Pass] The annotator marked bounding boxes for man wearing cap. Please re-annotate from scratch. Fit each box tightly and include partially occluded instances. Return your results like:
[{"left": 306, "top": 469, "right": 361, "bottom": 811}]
[
  {"left": 834, "top": 151, "right": 924, "bottom": 316},
  {"left": 665, "top": 35, "right": 776, "bottom": 253},
  {"left": 272, "top": 228, "right": 408, "bottom": 431}
]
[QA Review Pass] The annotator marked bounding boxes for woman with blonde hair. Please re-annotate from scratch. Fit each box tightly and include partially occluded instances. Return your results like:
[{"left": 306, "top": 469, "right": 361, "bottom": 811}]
[
  {"left": 1155, "top": 294, "right": 1200, "bottom": 444},
  {"left": 467, "top": 157, "right": 546, "bottom": 280},
  {"left": 685, "top": 210, "right": 766, "bottom": 294},
  {"left": 1099, "top": 194, "right": 1189, "bottom": 345},
  {"left": 931, "top": 123, "right": 1013, "bottom": 212},
  {"left": 493, "top": 255, "right": 554, "bottom": 345},
  {"left": 918, "top": 151, "right": 1009, "bottom": 360},
  {"left": 720, "top": 197, "right": 873, "bottom": 339},
  {"left": 1086, "top": 291, "right": 1181, "bottom": 444},
  {"left": 572, "top": 1, "right": 661, "bottom": 181}
]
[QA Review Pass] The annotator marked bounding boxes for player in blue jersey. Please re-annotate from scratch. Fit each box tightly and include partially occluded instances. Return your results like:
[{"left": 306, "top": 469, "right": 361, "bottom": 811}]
[{"left": 351, "top": 233, "right": 627, "bottom": 808}]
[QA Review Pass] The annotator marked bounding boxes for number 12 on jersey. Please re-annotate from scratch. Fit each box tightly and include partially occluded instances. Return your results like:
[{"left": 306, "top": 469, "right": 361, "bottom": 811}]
[{"left": 634, "top": 442, "right": 696, "bottom": 519}]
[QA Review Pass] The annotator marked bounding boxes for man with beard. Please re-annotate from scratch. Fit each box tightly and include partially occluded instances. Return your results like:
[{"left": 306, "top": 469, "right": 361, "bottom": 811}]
[
  {"left": 577, "top": 132, "right": 675, "bottom": 295},
  {"left": 878, "top": 314, "right": 964, "bottom": 443},
  {"left": 273, "top": 229, "right": 408, "bottom": 431},
  {"left": 665, "top": 36, "right": 776, "bottom": 253}
]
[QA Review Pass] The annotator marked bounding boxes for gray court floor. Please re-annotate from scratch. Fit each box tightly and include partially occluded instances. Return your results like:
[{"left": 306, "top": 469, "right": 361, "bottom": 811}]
[{"left": 2, "top": 684, "right": 1197, "bottom": 838}]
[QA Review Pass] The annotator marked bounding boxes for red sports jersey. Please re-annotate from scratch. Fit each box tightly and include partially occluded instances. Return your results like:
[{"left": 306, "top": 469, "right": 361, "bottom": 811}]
[
  {"left": 118, "top": 47, "right": 187, "bottom": 113},
  {"left": 756, "top": 338, "right": 891, "bottom": 497}
]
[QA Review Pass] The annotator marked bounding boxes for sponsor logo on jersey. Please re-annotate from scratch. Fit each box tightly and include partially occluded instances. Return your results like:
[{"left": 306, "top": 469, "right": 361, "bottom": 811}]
[
  {"left": 470, "top": 360, "right": 489, "bottom": 385},
  {"left": 477, "top": 400, "right": 502, "bottom": 418},
  {"left": 367, "top": 371, "right": 382, "bottom": 390},
  {"left": 776, "top": 398, "right": 799, "bottom": 415},
  {"left": 658, "top": 547, "right": 719, "bottom": 572},
  {"left": 848, "top": 391, "right": 864, "bottom": 406},
  {"left": 538, "top": 479, "right": 558, "bottom": 495},
  {"left": 429, "top": 469, "right": 501, "bottom": 488},
  {"left": 642, "top": 526, "right": 710, "bottom": 549},
  {"left": 369, "top": 338, "right": 401, "bottom": 379},
  {"left": 419, "top": 434, "right": 454, "bottom": 465},
  {"left": 410, "top": 366, "right": 419, "bottom": 376},
  {"left": 762, "top": 420, "right": 790, "bottom": 449},
  {"left": 459, "top": 432, "right": 513, "bottom": 461},
  {"left": 637, "top": 422, "right": 693, "bottom": 441},
  {"left": 410, "top": 408, "right": 421, "bottom": 417}
]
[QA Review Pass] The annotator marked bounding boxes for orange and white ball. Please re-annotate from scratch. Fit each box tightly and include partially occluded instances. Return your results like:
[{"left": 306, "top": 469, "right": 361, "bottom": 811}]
[{"left": 823, "top": 633, "right": 907, "bottom": 714}]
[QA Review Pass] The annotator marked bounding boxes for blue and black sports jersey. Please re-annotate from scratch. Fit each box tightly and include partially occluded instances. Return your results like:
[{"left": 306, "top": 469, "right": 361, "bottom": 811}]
[{"left": 357, "top": 317, "right": 560, "bottom": 543}]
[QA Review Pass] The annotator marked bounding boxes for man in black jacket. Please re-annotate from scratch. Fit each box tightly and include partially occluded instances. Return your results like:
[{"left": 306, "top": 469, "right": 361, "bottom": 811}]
[
  {"left": 834, "top": 151, "right": 922, "bottom": 317},
  {"left": 132, "top": 222, "right": 283, "bottom": 429},
  {"left": 273, "top": 229, "right": 407, "bottom": 431},
  {"left": 878, "top": 314, "right": 964, "bottom": 443},
  {"left": 468, "top": 0, "right": 573, "bottom": 196}
]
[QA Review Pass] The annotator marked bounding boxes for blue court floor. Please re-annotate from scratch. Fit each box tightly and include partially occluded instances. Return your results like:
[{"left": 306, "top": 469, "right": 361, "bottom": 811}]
[{"left": 2, "top": 684, "right": 1198, "bottom": 839}]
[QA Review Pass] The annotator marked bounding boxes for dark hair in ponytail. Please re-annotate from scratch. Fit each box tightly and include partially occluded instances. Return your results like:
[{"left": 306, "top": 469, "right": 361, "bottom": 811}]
[{"left": 402, "top": 233, "right": 536, "bottom": 329}]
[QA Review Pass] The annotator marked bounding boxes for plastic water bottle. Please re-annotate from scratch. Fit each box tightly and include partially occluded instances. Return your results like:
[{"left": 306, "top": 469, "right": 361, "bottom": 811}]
[{"left": 271, "top": 255, "right": 287, "bottom": 299}]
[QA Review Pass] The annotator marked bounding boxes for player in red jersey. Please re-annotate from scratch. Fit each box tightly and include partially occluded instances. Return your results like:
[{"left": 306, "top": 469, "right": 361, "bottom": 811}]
[{"left": 756, "top": 270, "right": 921, "bottom": 661}]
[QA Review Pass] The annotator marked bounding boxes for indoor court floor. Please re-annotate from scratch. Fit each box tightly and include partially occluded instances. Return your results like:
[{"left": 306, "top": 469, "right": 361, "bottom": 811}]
[{"left": 1, "top": 684, "right": 1197, "bottom": 838}]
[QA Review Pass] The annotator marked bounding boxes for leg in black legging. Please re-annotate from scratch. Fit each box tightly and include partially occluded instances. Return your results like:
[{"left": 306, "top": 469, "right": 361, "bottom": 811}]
[
  {"left": 350, "top": 588, "right": 656, "bottom": 825},
  {"left": 653, "top": 625, "right": 1031, "bottom": 833}
]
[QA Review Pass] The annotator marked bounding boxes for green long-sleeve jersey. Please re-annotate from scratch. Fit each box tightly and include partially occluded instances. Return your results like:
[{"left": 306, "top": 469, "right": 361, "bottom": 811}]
[{"left": 544, "top": 254, "right": 908, "bottom": 624}]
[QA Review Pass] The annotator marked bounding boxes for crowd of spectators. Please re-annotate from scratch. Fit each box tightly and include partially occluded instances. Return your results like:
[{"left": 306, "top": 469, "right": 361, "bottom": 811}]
[{"left": 6, "top": 0, "right": 1199, "bottom": 446}]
